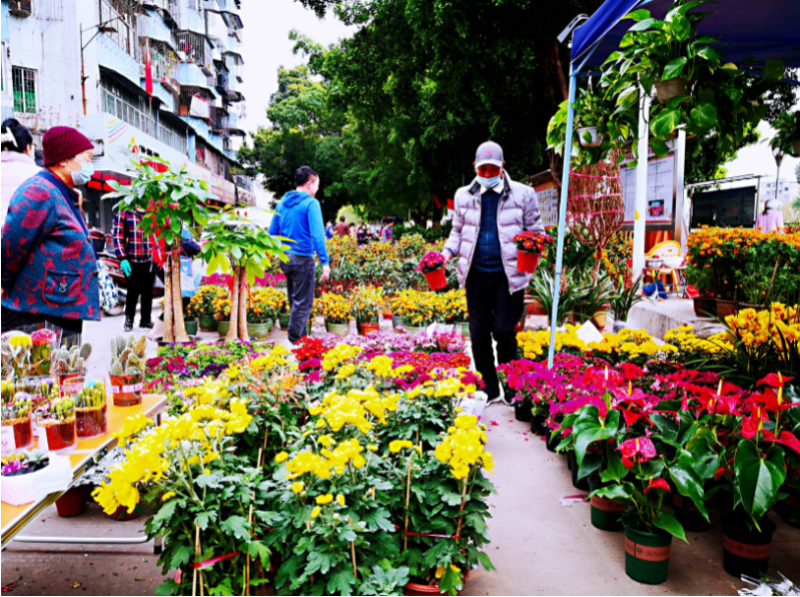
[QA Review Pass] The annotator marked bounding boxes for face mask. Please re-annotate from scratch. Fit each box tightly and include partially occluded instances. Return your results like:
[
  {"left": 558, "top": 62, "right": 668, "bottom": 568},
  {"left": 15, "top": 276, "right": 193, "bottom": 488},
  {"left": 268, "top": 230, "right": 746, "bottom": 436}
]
[
  {"left": 477, "top": 174, "right": 501, "bottom": 189},
  {"left": 66, "top": 159, "right": 94, "bottom": 186}
]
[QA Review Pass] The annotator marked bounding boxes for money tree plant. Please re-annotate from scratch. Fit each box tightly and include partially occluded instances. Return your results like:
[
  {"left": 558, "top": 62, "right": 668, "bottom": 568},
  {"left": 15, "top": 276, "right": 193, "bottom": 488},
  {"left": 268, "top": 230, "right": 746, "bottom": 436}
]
[{"left": 104, "top": 158, "right": 216, "bottom": 343}]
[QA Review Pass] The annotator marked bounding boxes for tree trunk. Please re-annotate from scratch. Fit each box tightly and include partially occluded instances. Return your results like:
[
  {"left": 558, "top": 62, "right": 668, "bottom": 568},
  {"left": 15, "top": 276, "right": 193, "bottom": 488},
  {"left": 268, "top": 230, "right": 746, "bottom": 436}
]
[
  {"left": 226, "top": 264, "right": 241, "bottom": 342},
  {"left": 171, "top": 243, "right": 189, "bottom": 343},
  {"left": 238, "top": 266, "right": 250, "bottom": 342},
  {"left": 163, "top": 254, "right": 174, "bottom": 344}
]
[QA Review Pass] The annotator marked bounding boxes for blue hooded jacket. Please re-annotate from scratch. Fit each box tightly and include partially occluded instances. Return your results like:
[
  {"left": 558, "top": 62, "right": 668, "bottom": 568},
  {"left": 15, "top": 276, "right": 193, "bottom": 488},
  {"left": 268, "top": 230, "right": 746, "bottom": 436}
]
[{"left": 268, "top": 191, "right": 330, "bottom": 265}]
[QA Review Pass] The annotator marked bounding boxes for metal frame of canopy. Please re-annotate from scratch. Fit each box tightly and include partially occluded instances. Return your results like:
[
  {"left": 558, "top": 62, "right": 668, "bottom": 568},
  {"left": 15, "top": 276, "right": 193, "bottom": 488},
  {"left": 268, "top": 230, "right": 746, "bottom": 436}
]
[{"left": 547, "top": 0, "right": 800, "bottom": 368}]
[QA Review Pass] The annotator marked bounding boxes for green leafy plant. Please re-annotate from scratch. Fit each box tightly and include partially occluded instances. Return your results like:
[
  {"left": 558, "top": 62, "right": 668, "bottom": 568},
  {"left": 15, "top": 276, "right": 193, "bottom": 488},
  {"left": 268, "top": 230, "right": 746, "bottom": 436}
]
[
  {"left": 201, "top": 208, "right": 286, "bottom": 342},
  {"left": 770, "top": 110, "right": 800, "bottom": 156},
  {"left": 610, "top": 276, "right": 644, "bottom": 322},
  {"left": 104, "top": 159, "right": 216, "bottom": 343}
]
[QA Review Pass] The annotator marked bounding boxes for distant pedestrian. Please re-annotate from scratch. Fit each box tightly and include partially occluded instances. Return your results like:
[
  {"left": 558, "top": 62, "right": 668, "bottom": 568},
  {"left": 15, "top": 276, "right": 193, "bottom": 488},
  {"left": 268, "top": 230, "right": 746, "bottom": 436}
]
[
  {"left": 381, "top": 219, "right": 395, "bottom": 244},
  {"left": 1, "top": 119, "right": 40, "bottom": 227},
  {"left": 269, "top": 166, "right": 331, "bottom": 344},
  {"left": 755, "top": 199, "right": 784, "bottom": 233},
  {"left": 325, "top": 221, "right": 334, "bottom": 239},
  {"left": 1, "top": 126, "right": 99, "bottom": 343},
  {"left": 334, "top": 216, "right": 349, "bottom": 238},
  {"left": 113, "top": 209, "right": 156, "bottom": 331},
  {"left": 357, "top": 224, "right": 368, "bottom": 246}
]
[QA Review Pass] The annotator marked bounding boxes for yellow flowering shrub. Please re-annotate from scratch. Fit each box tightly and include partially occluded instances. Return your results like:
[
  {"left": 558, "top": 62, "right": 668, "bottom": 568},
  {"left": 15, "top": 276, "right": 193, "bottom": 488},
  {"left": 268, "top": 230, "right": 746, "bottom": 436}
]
[
  {"left": 320, "top": 292, "right": 353, "bottom": 324},
  {"left": 434, "top": 414, "right": 494, "bottom": 480}
]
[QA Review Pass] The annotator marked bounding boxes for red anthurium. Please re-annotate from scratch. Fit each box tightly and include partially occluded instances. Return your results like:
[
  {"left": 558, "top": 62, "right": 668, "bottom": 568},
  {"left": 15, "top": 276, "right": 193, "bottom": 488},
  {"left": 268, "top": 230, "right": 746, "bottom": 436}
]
[
  {"left": 617, "top": 437, "right": 657, "bottom": 469},
  {"left": 741, "top": 403, "right": 769, "bottom": 439},
  {"left": 713, "top": 466, "right": 728, "bottom": 481},
  {"left": 622, "top": 409, "right": 644, "bottom": 427},
  {"left": 620, "top": 363, "right": 644, "bottom": 381},
  {"left": 757, "top": 373, "right": 793, "bottom": 388},
  {"left": 752, "top": 388, "right": 792, "bottom": 412},
  {"left": 644, "top": 478, "right": 671, "bottom": 494},
  {"left": 698, "top": 388, "right": 738, "bottom": 416},
  {"left": 762, "top": 429, "right": 800, "bottom": 457}
]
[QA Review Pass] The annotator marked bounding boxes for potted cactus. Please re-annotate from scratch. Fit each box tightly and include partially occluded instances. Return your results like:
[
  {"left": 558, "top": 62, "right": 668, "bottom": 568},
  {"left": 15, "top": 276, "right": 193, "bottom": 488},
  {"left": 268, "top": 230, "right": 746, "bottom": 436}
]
[
  {"left": 108, "top": 335, "right": 146, "bottom": 407},
  {"left": 53, "top": 343, "right": 92, "bottom": 392}
]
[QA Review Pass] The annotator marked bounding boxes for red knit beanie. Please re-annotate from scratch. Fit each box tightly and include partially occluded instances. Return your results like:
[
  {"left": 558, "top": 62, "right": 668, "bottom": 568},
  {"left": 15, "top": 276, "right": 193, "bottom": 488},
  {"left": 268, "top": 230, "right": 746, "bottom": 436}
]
[{"left": 42, "top": 126, "right": 94, "bottom": 166}]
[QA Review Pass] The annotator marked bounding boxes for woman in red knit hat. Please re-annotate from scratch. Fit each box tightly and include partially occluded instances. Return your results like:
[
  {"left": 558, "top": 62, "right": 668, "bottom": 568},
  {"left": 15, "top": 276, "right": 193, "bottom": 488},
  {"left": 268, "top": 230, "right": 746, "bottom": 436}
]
[{"left": 1, "top": 126, "right": 100, "bottom": 342}]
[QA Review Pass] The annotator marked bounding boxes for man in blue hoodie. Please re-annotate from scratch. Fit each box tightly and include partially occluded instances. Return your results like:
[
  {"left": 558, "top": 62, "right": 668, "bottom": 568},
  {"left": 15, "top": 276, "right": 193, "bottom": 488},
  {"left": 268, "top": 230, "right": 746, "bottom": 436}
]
[{"left": 269, "top": 166, "right": 331, "bottom": 343}]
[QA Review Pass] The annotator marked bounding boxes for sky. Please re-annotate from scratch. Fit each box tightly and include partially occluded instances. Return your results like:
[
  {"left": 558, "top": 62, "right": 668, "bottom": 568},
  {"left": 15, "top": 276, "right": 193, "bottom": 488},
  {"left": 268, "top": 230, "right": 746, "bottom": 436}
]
[{"left": 238, "top": 0, "right": 356, "bottom": 136}]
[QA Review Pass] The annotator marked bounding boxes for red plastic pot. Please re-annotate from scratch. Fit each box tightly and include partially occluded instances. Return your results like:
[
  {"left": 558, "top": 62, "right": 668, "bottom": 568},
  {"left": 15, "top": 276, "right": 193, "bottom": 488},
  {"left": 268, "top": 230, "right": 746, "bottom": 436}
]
[
  {"left": 517, "top": 250, "right": 541, "bottom": 273},
  {"left": 359, "top": 322, "right": 380, "bottom": 336},
  {"left": 423, "top": 267, "right": 447, "bottom": 291},
  {"left": 55, "top": 486, "right": 90, "bottom": 518},
  {"left": 108, "top": 504, "right": 143, "bottom": 522},
  {"left": 404, "top": 570, "right": 469, "bottom": 596}
]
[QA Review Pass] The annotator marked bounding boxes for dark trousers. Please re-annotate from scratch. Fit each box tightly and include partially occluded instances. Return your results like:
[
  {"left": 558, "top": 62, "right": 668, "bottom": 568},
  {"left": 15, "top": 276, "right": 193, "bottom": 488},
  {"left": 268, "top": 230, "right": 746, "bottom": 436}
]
[
  {"left": 466, "top": 269, "right": 525, "bottom": 399},
  {"left": 280, "top": 254, "right": 316, "bottom": 344},
  {"left": 125, "top": 261, "right": 156, "bottom": 324},
  {"left": 2, "top": 306, "right": 83, "bottom": 346}
]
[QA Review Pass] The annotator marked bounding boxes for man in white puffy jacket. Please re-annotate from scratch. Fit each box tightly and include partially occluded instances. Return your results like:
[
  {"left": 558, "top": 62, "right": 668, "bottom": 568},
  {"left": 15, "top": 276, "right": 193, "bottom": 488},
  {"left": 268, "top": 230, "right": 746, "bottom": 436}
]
[{"left": 442, "top": 141, "right": 545, "bottom": 403}]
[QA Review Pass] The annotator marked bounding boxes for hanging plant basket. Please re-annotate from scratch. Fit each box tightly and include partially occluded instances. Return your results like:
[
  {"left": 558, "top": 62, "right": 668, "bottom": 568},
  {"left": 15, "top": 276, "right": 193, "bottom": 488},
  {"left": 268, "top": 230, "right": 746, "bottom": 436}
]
[
  {"left": 577, "top": 126, "right": 603, "bottom": 147},
  {"left": 654, "top": 77, "right": 687, "bottom": 104}
]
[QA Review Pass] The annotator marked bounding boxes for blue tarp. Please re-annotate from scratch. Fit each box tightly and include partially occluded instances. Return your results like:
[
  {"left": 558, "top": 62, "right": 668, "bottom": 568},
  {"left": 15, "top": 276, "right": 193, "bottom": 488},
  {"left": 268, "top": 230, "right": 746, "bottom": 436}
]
[{"left": 572, "top": 0, "right": 800, "bottom": 69}]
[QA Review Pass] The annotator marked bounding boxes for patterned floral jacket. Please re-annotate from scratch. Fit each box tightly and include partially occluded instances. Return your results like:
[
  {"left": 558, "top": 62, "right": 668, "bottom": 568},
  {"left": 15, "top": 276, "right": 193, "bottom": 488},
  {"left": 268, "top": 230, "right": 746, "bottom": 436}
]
[{"left": 1, "top": 170, "right": 100, "bottom": 321}]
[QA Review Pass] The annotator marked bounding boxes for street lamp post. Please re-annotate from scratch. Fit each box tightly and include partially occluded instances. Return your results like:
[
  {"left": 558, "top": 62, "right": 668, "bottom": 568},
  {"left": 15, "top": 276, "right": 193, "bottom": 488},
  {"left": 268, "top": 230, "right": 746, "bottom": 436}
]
[{"left": 80, "top": 19, "right": 122, "bottom": 116}]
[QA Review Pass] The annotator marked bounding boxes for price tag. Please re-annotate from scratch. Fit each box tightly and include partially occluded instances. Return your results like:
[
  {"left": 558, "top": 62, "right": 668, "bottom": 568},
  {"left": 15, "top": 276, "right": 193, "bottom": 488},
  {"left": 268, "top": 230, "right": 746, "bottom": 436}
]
[{"left": 1, "top": 426, "right": 16, "bottom": 456}]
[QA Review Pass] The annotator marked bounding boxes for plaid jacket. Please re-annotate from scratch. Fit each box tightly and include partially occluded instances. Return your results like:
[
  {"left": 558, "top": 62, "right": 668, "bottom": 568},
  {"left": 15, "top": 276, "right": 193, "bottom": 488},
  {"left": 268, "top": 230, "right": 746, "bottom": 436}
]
[{"left": 113, "top": 210, "right": 152, "bottom": 263}]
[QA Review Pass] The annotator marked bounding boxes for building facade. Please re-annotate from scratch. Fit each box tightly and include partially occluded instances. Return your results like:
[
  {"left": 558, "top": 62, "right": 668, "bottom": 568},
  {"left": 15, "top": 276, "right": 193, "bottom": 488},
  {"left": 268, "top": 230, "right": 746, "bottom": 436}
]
[{"left": 1, "top": 0, "right": 250, "bottom": 232}]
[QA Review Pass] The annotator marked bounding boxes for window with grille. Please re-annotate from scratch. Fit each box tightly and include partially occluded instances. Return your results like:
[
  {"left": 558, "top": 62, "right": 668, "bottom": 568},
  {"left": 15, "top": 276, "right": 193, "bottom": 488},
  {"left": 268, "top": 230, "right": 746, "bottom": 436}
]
[{"left": 12, "top": 67, "right": 36, "bottom": 114}]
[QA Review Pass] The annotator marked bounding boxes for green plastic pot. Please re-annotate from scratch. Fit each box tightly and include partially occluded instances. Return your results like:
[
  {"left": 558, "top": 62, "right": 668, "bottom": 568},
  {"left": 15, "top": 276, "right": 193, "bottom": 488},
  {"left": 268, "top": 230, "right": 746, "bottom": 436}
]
[
  {"left": 457, "top": 321, "right": 470, "bottom": 338},
  {"left": 326, "top": 321, "right": 350, "bottom": 337},
  {"left": 722, "top": 513, "right": 775, "bottom": 579},
  {"left": 199, "top": 314, "right": 216, "bottom": 332},
  {"left": 184, "top": 319, "right": 198, "bottom": 337},
  {"left": 405, "top": 325, "right": 426, "bottom": 335},
  {"left": 624, "top": 526, "right": 672, "bottom": 585},
  {"left": 217, "top": 320, "right": 231, "bottom": 337},
  {"left": 279, "top": 312, "right": 292, "bottom": 329},
  {"left": 248, "top": 322, "right": 270, "bottom": 340},
  {"left": 391, "top": 315, "right": 405, "bottom": 330},
  {"left": 589, "top": 476, "right": 625, "bottom": 532},
  {"left": 673, "top": 494, "right": 711, "bottom": 533}
]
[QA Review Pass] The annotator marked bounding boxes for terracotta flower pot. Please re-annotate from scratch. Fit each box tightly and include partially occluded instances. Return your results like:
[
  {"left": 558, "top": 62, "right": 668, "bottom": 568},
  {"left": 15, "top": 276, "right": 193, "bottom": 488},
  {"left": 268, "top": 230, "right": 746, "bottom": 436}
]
[
  {"left": 715, "top": 298, "right": 737, "bottom": 318},
  {"left": 693, "top": 296, "right": 716, "bottom": 318},
  {"left": 423, "top": 267, "right": 447, "bottom": 291},
  {"left": 527, "top": 298, "right": 548, "bottom": 317},
  {"left": 55, "top": 486, "right": 90, "bottom": 518},
  {"left": 516, "top": 250, "right": 541, "bottom": 274}
]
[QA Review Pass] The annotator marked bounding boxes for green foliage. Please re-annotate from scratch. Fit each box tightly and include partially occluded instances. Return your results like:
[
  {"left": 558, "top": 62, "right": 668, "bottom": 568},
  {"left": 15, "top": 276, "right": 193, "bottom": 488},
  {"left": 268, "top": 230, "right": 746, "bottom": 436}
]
[{"left": 103, "top": 157, "right": 215, "bottom": 249}]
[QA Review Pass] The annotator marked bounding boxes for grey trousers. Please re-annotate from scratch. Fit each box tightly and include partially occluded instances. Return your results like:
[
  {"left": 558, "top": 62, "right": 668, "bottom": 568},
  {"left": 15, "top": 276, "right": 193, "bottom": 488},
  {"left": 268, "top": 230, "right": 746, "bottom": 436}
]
[{"left": 280, "top": 254, "right": 316, "bottom": 344}]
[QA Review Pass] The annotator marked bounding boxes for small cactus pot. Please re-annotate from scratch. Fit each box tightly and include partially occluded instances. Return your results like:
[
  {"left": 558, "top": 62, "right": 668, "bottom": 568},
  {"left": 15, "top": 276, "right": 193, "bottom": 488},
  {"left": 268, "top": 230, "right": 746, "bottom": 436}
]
[{"left": 110, "top": 373, "right": 144, "bottom": 407}]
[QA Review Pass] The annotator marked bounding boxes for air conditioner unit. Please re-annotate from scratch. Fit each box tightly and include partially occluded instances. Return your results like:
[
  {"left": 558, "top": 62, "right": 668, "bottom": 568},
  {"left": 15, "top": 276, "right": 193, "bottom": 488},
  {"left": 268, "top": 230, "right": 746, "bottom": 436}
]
[{"left": 9, "top": 0, "right": 32, "bottom": 17}]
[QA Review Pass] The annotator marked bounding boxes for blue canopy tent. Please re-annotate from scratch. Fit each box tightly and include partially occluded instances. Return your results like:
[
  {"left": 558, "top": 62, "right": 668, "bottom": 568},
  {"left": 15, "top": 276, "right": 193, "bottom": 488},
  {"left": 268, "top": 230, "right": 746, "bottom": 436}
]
[{"left": 547, "top": 0, "right": 800, "bottom": 368}]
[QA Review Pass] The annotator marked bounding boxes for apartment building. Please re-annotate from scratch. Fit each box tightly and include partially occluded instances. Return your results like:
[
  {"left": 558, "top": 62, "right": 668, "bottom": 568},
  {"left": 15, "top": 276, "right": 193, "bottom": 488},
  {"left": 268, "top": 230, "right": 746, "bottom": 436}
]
[{"left": 1, "top": 0, "right": 251, "bottom": 231}]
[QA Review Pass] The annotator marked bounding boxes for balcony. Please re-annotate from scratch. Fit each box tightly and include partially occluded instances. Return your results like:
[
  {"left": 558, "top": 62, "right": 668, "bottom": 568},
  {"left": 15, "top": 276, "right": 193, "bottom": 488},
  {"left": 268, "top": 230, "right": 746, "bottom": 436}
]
[
  {"left": 177, "top": 62, "right": 216, "bottom": 91},
  {"left": 184, "top": 7, "right": 206, "bottom": 35},
  {"left": 98, "top": 33, "right": 141, "bottom": 89},
  {"left": 225, "top": 34, "right": 243, "bottom": 57},
  {"left": 140, "top": 8, "right": 175, "bottom": 48},
  {"left": 183, "top": 116, "right": 225, "bottom": 154}
]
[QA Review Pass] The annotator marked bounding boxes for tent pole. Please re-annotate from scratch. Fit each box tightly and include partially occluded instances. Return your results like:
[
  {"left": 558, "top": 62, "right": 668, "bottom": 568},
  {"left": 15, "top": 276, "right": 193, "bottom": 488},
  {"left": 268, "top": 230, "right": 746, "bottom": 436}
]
[
  {"left": 547, "top": 66, "right": 577, "bottom": 370},
  {"left": 631, "top": 83, "right": 650, "bottom": 280},
  {"left": 674, "top": 128, "right": 687, "bottom": 257}
]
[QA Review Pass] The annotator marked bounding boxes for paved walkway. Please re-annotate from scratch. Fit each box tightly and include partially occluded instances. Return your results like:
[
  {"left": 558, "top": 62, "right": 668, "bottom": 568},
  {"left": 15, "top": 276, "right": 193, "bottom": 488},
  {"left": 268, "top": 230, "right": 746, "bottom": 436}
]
[{"left": 3, "top": 315, "right": 799, "bottom": 595}]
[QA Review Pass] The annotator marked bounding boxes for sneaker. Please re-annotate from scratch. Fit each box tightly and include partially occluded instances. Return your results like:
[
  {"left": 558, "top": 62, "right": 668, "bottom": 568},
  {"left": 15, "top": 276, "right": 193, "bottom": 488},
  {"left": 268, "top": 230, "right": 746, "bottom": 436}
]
[
  {"left": 139, "top": 321, "right": 155, "bottom": 330},
  {"left": 124, "top": 318, "right": 134, "bottom": 332}
]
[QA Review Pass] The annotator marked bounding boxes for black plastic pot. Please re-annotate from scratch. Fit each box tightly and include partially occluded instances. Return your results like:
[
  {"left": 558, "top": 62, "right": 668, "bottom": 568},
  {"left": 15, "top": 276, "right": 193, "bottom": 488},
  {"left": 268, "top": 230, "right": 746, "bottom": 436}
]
[
  {"left": 775, "top": 494, "right": 800, "bottom": 529},
  {"left": 530, "top": 413, "right": 546, "bottom": 436},
  {"left": 568, "top": 452, "right": 590, "bottom": 491},
  {"left": 673, "top": 494, "right": 711, "bottom": 533},
  {"left": 513, "top": 398, "right": 532, "bottom": 423},
  {"left": 545, "top": 431, "right": 560, "bottom": 453},
  {"left": 722, "top": 513, "right": 776, "bottom": 579}
]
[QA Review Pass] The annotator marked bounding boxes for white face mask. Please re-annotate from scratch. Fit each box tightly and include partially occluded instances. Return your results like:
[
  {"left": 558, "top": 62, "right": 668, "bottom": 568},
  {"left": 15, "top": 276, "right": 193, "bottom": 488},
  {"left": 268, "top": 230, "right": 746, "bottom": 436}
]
[{"left": 64, "top": 159, "right": 95, "bottom": 186}]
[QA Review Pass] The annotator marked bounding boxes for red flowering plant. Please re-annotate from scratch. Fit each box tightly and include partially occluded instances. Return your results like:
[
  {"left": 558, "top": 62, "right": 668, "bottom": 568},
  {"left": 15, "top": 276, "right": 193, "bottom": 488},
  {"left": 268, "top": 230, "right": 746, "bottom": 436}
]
[
  {"left": 512, "top": 231, "right": 554, "bottom": 254},
  {"left": 720, "top": 372, "right": 800, "bottom": 530},
  {"left": 415, "top": 251, "right": 446, "bottom": 274}
]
